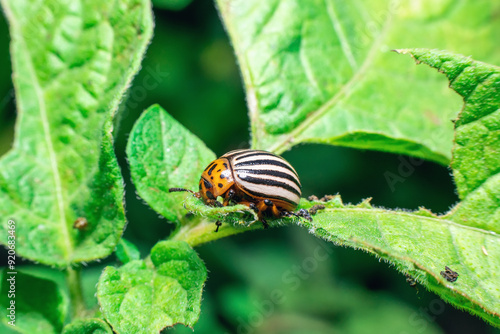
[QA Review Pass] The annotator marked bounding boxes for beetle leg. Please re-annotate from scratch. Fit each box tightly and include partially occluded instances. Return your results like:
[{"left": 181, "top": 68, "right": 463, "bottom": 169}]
[
  {"left": 255, "top": 200, "right": 268, "bottom": 215},
  {"left": 256, "top": 200, "right": 280, "bottom": 228},
  {"left": 206, "top": 199, "right": 223, "bottom": 207},
  {"left": 249, "top": 202, "right": 258, "bottom": 212},
  {"left": 223, "top": 189, "right": 235, "bottom": 206},
  {"left": 242, "top": 201, "right": 271, "bottom": 229},
  {"left": 263, "top": 199, "right": 281, "bottom": 217}
]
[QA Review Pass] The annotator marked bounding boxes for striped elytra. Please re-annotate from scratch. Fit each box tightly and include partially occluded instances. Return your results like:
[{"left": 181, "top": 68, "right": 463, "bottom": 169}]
[
  {"left": 169, "top": 149, "right": 309, "bottom": 230},
  {"left": 221, "top": 149, "right": 301, "bottom": 209}
]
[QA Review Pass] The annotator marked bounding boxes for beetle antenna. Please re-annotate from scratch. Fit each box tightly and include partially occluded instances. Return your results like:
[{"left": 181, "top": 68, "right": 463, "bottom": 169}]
[{"left": 169, "top": 187, "right": 194, "bottom": 194}]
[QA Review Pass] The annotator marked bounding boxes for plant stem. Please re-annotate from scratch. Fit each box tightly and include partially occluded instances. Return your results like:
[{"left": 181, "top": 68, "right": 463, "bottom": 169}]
[
  {"left": 171, "top": 220, "right": 263, "bottom": 247},
  {"left": 66, "top": 266, "right": 86, "bottom": 318}
]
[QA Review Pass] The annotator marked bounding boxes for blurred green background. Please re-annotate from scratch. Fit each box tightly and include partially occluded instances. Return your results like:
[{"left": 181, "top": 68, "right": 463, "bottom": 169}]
[{"left": 0, "top": 1, "right": 498, "bottom": 333}]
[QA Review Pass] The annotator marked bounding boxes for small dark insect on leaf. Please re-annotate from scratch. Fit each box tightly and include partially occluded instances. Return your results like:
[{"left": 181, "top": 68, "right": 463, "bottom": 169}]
[
  {"left": 440, "top": 266, "right": 459, "bottom": 282},
  {"left": 309, "top": 204, "right": 325, "bottom": 215},
  {"left": 307, "top": 195, "right": 319, "bottom": 201},
  {"left": 214, "top": 221, "right": 222, "bottom": 233},
  {"left": 73, "top": 217, "right": 88, "bottom": 230},
  {"left": 320, "top": 194, "right": 336, "bottom": 202},
  {"left": 405, "top": 275, "right": 417, "bottom": 287},
  {"left": 405, "top": 274, "right": 419, "bottom": 293}
]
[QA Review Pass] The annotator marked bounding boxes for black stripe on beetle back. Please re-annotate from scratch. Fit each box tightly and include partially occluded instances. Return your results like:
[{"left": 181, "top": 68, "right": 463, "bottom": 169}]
[
  {"left": 238, "top": 175, "right": 301, "bottom": 197},
  {"left": 234, "top": 159, "right": 298, "bottom": 177},
  {"left": 233, "top": 151, "right": 278, "bottom": 161},
  {"left": 235, "top": 168, "right": 301, "bottom": 188},
  {"left": 239, "top": 187, "right": 298, "bottom": 206},
  {"left": 220, "top": 150, "right": 245, "bottom": 160}
]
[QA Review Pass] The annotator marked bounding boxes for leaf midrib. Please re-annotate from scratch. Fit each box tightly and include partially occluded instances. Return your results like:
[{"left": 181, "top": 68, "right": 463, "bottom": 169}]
[
  {"left": 9, "top": 5, "right": 73, "bottom": 260},
  {"left": 313, "top": 207, "right": 499, "bottom": 237}
]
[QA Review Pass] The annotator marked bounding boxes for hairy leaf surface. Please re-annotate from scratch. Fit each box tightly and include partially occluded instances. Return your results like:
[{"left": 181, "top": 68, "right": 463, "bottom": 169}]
[
  {"left": 127, "top": 104, "right": 216, "bottom": 225},
  {"left": 217, "top": 0, "right": 500, "bottom": 164},
  {"left": 0, "top": 0, "right": 153, "bottom": 266},
  {"left": 97, "top": 240, "right": 207, "bottom": 333}
]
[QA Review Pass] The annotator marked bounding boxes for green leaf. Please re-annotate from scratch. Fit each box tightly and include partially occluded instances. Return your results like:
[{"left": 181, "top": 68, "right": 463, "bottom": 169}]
[
  {"left": 127, "top": 104, "right": 216, "bottom": 225},
  {"left": 396, "top": 49, "right": 500, "bottom": 235},
  {"left": 0, "top": 269, "right": 68, "bottom": 334},
  {"left": 297, "top": 197, "right": 500, "bottom": 326},
  {"left": 97, "top": 240, "right": 207, "bottom": 333},
  {"left": 292, "top": 50, "right": 500, "bottom": 326},
  {"left": 62, "top": 318, "right": 112, "bottom": 334},
  {"left": 115, "top": 238, "right": 141, "bottom": 264},
  {"left": 170, "top": 194, "right": 263, "bottom": 246},
  {"left": 216, "top": 0, "right": 500, "bottom": 164},
  {"left": 0, "top": 0, "right": 153, "bottom": 267},
  {"left": 152, "top": 0, "right": 192, "bottom": 11}
]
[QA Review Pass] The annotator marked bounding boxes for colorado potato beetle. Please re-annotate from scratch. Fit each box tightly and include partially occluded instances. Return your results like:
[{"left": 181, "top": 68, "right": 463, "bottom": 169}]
[{"left": 170, "top": 149, "right": 311, "bottom": 231}]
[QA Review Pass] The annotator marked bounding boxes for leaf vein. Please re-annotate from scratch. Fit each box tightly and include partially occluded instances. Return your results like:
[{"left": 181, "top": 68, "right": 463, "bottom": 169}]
[
  {"left": 324, "top": 0, "right": 358, "bottom": 71},
  {"left": 17, "top": 23, "right": 73, "bottom": 261},
  {"left": 270, "top": 2, "right": 394, "bottom": 154}
]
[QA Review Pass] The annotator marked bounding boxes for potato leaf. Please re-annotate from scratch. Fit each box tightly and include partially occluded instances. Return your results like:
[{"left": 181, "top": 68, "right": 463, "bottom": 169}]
[
  {"left": 0, "top": 270, "right": 68, "bottom": 334},
  {"left": 216, "top": 0, "right": 500, "bottom": 165},
  {"left": 97, "top": 240, "right": 207, "bottom": 333},
  {"left": 62, "top": 318, "right": 113, "bottom": 334},
  {"left": 0, "top": 0, "right": 153, "bottom": 267},
  {"left": 127, "top": 104, "right": 216, "bottom": 225}
]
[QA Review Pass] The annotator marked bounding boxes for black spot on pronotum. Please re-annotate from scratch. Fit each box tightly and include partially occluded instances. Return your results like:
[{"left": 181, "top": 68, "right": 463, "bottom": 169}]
[
  {"left": 223, "top": 162, "right": 228, "bottom": 168},
  {"left": 208, "top": 163, "right": 217, "bottom": 176},
  {"left": 206, "top": 190, "right": 215, "bottom": 200},
  {"left": 204, "top": 162, "right": 215, "bottom": 171},
  {"left": 217, "top": 169, "right": 221, "bottom": 172},
  {"left": 203, "top": 178, "right": 212, "bottom": 189},
  {"left": 218, "top": 183, "right": 223, "bottom": 188}
]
